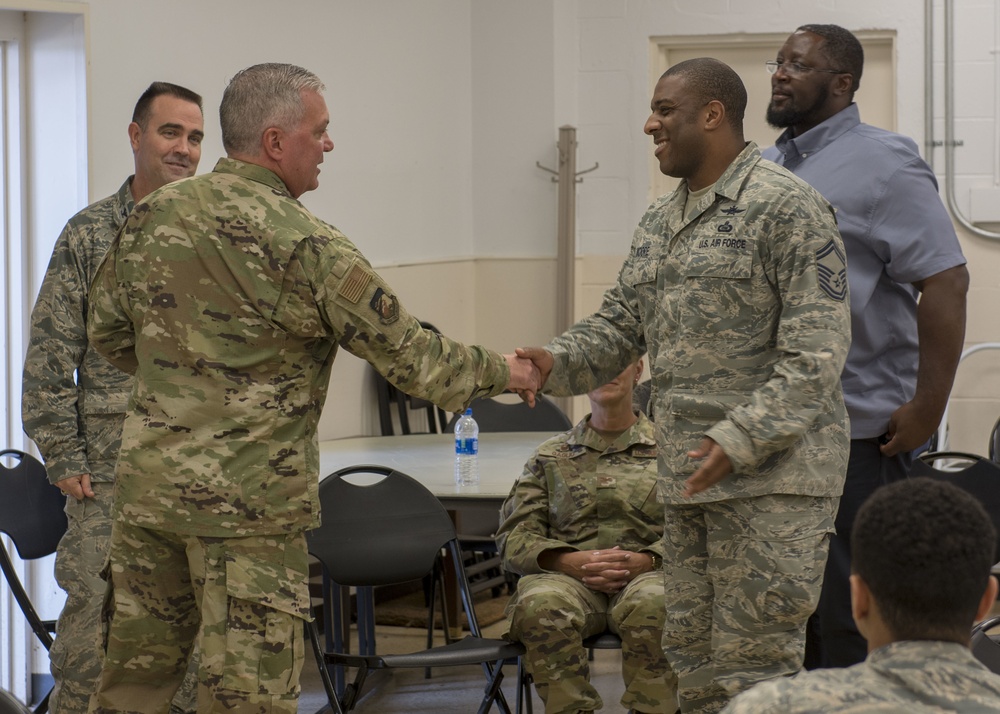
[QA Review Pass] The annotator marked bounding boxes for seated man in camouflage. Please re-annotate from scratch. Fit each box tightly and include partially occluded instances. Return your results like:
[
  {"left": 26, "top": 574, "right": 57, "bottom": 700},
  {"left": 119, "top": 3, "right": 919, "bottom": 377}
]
[
  {"left": 497, "top": 359, "right": 676, "bottom": 714},
  {"left": 723, "top": 477, "right": 1000, "bottom": 713}
]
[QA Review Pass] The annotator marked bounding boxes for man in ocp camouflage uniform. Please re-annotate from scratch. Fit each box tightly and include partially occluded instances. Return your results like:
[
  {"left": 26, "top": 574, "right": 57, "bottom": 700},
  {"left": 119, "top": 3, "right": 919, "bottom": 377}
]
[
  {"left": 498, "top": 359, "right": 676, "bottom": 714},
  {"left": 86, "top": 63, "right": 539, "bottom": 714},
  {"left": 518, "top": 57, "right": 851, "bottom": 714},
  {"left": 21, "top": 81, "right": 204, "bottom": 714},
  {"left": 723, "top": 478, "right": 1000, "bottom": 713}
]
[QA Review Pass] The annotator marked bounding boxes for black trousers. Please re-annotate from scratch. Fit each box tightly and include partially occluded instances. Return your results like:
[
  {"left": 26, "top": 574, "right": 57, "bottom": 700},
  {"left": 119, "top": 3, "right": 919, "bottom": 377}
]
[{"left": 803, "top": 438, "right": 912, "bottom": 669}]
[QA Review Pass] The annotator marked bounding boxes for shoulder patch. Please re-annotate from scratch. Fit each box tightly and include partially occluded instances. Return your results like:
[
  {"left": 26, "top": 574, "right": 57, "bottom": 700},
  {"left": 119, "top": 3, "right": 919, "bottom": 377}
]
[
  {"left": 369, "top": 287, "right": 400, "bottom": 324},
  {"left": 338, "top": 262, "right": 372, "bottom": 303},
  {"left": 816, "top": 239, "right": 848, "bottom": 301}
]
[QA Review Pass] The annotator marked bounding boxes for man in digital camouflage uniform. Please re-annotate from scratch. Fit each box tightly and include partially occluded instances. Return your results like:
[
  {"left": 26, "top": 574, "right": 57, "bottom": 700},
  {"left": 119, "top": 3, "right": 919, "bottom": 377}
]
[
  {"left": 86, "top": 63, "right": 539, "bottom": 714},
  {"left": 723, "top": 477, "right": 1000, "bottom": 713},
  {"left": 498, "top": 359, "right": 676, "bottom": 714},
  {"left": 518, "top": 57, "right": 851, "bottom": 713},
  {"left": 22, "top": 81, "right": 204, "bottom": 714}
]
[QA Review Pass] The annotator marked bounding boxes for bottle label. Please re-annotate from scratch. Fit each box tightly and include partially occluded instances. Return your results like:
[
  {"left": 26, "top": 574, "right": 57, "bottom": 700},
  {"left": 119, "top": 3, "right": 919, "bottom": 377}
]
[{"left": 455, "top": 437, "right": 478, "bottom": 456}]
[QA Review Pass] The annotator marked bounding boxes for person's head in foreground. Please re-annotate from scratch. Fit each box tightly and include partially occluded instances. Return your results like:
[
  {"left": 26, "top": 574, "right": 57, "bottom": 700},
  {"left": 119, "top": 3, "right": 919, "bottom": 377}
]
[{"left": 851, "top": 476, "right": 998, "bottom": 649}]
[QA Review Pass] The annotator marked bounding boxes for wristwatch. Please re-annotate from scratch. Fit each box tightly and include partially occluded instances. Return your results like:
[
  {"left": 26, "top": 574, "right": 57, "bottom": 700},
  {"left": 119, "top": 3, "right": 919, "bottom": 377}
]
[{"left": 648, "top": 552, "right": 662, "bottom": 570}]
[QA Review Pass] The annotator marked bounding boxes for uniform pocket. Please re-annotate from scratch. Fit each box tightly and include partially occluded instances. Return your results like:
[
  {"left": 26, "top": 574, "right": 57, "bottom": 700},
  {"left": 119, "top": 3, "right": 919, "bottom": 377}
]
[
  {"left": 222, "top": 552, "right": 312, "bottom": 694},
  {"left": 716, "top": 511, "right": 830, "bottom": 634}
]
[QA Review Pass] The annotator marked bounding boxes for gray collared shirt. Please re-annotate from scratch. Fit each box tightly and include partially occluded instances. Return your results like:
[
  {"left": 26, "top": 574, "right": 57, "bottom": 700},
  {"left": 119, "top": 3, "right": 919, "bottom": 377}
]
[{"left": 762, "top": 104, "right": 965, "bottom": 438}]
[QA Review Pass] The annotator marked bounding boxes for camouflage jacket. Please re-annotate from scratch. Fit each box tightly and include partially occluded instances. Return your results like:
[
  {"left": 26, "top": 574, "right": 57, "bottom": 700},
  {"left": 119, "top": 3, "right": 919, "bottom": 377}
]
[
  {"left": 22, "top": 178, "right": 134, "bottom": 484},
  {"left": 496, "top": 412, "right": 663, "bottom": 575},
  {"left": 88, "top": 158, "right": 511, "bottom": 537},
  {"left": 545, "top": 143, "right": 852, "bottom": 503},
  {"left": 722, "top": 640, "right": 1000, "bottom": 713}
]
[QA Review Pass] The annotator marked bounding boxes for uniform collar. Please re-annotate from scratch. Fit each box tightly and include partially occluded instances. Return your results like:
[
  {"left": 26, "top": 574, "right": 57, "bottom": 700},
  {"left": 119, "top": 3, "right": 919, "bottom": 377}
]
[{"left": 213, "top": 157, "right": 294, "bottom": 197}]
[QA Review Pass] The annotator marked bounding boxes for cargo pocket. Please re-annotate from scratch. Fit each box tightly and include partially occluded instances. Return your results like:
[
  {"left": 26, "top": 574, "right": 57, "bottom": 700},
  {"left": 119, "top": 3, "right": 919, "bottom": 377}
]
[
  {"left": 222, "top": 552, "right": 312, "bottom": 695},
  {"left": 716, "top": 511, "right": 830, "bottom": 635}
]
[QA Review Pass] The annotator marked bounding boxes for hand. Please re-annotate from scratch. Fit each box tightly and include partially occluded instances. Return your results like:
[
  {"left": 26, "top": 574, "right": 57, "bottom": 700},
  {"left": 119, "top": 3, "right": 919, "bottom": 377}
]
[
  {"left": 512, "top": 347, "right": 554, "bottom": 407},
  {"left": 57, "top": 473, "right": 94, "bottom": 501},
  {"left": 881, "top": 399, "right": 940, "bottom": 456},
  {"left": 683, "top": 438, "right": 733, "bottom": 497},
  {"left": 503, "top": 354, "right": 541, "bottom": 405},
  {"left": 542, "top": 546, "right": 652, "bottom": 594}
]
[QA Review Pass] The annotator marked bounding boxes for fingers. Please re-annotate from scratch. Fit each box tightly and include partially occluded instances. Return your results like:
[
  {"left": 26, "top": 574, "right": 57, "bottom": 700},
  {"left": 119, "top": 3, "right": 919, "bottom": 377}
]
[
  {"left": 683, "top": 439, "right": 733, "bottom": 497},
  {"left": 56, "top": 474, "right": 89, "bottom": 501}
]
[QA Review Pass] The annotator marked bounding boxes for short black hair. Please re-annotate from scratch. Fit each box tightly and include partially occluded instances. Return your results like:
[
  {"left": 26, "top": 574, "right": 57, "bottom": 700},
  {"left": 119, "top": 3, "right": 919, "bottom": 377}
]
[
  {"left": 797, "top": 23, "right": 864, "bottom": 94},
  {"left": 663, "top": 57, "right": 747, "bottom": 132},
  {"left": 852, "top": 477, "right": 996, "bottom": 643},
  {"left": 132, "top": 82, "right": 203, "bottom": 129}
]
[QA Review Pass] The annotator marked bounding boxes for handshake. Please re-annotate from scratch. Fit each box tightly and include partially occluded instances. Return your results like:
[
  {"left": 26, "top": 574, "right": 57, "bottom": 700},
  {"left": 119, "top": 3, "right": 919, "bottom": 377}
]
[{"left": 502, "top": 346, "right": 552, "bottom": 407}]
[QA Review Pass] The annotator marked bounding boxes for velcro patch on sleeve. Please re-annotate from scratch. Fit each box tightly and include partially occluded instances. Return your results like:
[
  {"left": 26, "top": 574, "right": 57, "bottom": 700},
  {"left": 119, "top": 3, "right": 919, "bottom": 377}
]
[{"left": 337, "top": 262, "right": 373, "bottom": 304}]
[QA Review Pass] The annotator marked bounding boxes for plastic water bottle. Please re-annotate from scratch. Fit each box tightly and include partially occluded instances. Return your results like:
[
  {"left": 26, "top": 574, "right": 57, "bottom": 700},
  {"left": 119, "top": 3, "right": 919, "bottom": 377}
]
[{"left": 454, "top": 408, "right": 479, "bottom": 486}]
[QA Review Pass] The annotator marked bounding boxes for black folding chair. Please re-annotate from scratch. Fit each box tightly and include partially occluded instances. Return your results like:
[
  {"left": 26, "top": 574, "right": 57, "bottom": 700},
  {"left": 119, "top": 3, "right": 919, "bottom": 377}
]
[
  {"left": 0, "top": 449, "right": 68, "bottom": 714},
  {"left": 910, "top": 451, "right": 1000, "bottom": 563},
  {"left": 972, "top": 615, "right": 1000, "bottom": 673},
  {"left": 0, "top": 689, "right": 32, "bottom": 714},
  {"left": 306, "top": 465, "right": 524, "bottom": 714}
]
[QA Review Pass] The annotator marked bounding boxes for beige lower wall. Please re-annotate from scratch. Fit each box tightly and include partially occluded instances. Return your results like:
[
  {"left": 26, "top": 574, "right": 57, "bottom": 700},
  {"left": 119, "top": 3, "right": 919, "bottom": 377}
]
[{"left": 318, "top": 250, "right": 1000, "bottom": 455}]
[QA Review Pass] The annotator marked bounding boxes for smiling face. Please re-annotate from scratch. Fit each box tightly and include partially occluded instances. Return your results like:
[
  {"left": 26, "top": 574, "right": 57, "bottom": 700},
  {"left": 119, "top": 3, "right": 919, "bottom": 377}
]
[
  {"left": 129, "top": 94, "right": 204, "bottom": 200},
  {"left": 766, "top": 30, "right": 844, "bottom": 135},
  {"left": 275, "top": 89, "right": 334, "bottom": 198},
  {"left": 643, "top": 73, "right": 708, "bottom": 182}
]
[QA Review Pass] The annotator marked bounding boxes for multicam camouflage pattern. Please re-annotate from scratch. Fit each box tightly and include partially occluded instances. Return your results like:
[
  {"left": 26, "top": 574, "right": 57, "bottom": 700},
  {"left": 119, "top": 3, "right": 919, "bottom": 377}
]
[
  {"left": 21, "top": 180, "right": 198, "bottom": 714},
  {"left": 544, "top": 143, "right": 852, "bottom": 504},
  {"left": 663, "top": 494, "right": 836, "bottom": 713},
  {"left": 498, "top": 414, "right": 677, "bottom": 713},
  {"left": 87, "top": 158, "right": 511, "bottom": 538},
  {"left": 23, "top": 178, "right": 133, "bottom": 485},
  {"left": 722, "top": 640, "right": 1000, "bottom": 713},
  {"left": 93, "top": 522, "right": 310, "bottom": 714}
]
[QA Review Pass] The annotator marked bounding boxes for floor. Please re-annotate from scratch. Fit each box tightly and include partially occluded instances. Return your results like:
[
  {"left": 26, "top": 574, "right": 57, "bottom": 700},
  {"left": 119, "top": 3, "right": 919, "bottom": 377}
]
[{"left": 298, "top": 620, "right": 629, "bottom": 713}]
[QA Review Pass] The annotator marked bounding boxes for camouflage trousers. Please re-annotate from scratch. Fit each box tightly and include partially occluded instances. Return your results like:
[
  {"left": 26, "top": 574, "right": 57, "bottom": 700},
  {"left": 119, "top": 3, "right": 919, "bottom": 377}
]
[
  {"left": 506, "top": 571, "right": 677, "bottom": 714},
  {"left": 91, "top": 522, "right": 311, "bottom": 714},
  {"left": 661, "top": 494, "right": 836, "bottom": 714},
  {"left": 48, "top": 484, "right": 198, "bottom": 714}
]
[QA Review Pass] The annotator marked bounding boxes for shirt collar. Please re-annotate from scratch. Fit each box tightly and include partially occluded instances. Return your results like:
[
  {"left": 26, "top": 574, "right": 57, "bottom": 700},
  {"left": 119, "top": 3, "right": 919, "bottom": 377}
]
[
  {"left": 773, "top": 103, "right": 861, "bottom": 159},
  {"left": 113, "top": 176, "right": 136, "bottom": 226}
]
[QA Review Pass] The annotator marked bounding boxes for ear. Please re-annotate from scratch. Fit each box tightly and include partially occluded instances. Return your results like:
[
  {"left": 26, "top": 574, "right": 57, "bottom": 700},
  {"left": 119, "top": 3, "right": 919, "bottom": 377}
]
[
  {"left": 703, "top": 100, "right": 726, "bottom": 131},
  {"left": 975, "top": 575, "right": 999, "bottom": 622},
  {"left": 830, "top": 73, "right": 854, "bottom": 98},
  {"left": 261, "top": 126, "right": 284, "bottom": 162},
  {"left": 636, "top": 358, "right": 644, "bottom": 380},
  {"left": 850, "top": 573, "right": 871, "bottom": 625},
  {"left": 128, "top": 122, "right": 142, "bottom": 152}
]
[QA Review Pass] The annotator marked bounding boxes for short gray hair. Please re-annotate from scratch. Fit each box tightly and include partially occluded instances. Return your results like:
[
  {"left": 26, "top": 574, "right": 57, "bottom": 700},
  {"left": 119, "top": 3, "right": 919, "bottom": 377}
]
[{"left": 220, "top": 63, "right": 325, "bottom": 155}]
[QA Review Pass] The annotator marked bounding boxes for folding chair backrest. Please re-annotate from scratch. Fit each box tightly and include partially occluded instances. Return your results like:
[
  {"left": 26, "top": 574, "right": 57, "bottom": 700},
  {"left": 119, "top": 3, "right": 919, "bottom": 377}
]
[
  {"left": 445, "top": 395, "right": 572, "bottom": 433},
  {"left": 0, "top": 450, "right": 66, "bottom": 559},
  {"left": 307, "top": 465, "right": 456, "bottom": 587},
  {"left": 972, "top": 616, "right": 1000, "bottom": 674},
  {"left": 0, "top": 449, "right": 67, "bottom": 657},
  {"left": 911, "top": 452, "right": 1000, "bottom": 562}
]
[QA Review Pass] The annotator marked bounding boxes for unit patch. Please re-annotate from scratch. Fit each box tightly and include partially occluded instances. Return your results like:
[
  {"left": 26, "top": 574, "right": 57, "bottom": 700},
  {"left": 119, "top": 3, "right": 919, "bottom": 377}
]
[
  {"left": 816, "top": 239, "right": 848, "bottom": 301},
  {"left": 369, "top": 287, "right": 400, "bottom": 324}
]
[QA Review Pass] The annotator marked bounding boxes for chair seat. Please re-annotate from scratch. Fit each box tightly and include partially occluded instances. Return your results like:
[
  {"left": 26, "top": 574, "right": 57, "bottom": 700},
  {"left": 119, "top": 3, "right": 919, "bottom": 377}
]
[{"left": 582, "top": 632, "right": 622, "bottom": 650}]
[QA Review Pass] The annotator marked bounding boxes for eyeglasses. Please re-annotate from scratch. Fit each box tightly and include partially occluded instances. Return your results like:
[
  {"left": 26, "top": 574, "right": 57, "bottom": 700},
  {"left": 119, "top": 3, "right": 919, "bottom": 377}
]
[{"left": 765, "top": 60, "right": 846, "bottom": 77}]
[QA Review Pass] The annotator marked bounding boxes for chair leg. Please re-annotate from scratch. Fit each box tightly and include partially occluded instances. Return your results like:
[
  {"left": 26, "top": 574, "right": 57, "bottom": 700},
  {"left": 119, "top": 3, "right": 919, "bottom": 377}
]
[
  {"left": 477, "top": 659, "right": 513, "bottom": 714},
  {"left": 307, "top": 620, "right": 345, "bottom": 714}
]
